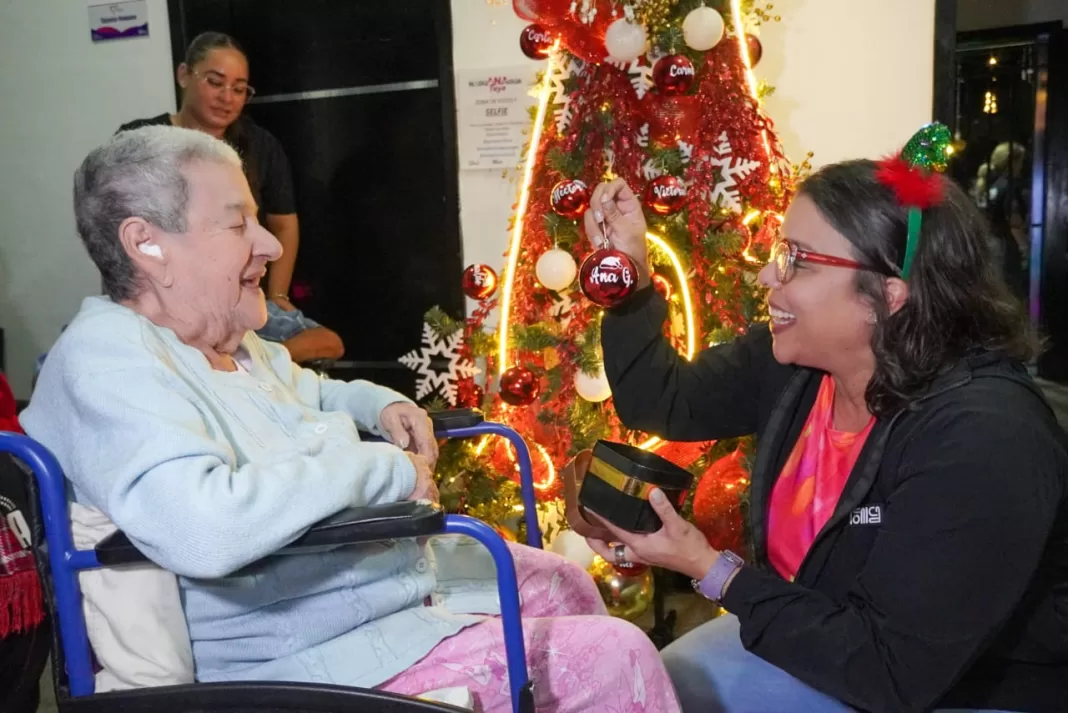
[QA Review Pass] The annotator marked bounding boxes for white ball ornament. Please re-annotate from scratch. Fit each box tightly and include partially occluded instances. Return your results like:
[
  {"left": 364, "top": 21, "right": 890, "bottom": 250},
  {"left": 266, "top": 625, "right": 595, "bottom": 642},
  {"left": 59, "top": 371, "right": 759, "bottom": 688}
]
[
  {"left": 604, "top": 19, "right": 647, "bottom": 62},
  {"left": 682, "top": 6, "right": 725, "bottom": 51},
  {"left": 535, "top": 248, "right": 578, "bottom": 292},
  {"left": 550, "top": 529, "right": 597, "bottom": 570},
  {"left": 574, "top": 367, "right": 612, "bottom": 402}
]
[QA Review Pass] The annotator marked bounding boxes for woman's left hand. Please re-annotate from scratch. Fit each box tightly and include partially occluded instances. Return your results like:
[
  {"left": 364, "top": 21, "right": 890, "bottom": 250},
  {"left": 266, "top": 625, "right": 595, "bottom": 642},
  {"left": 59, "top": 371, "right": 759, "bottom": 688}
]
[
  {"left": 380, "top": 402, "right": 439, "bottom": 469},
  {"left": 585, "top": 488, "right": 720, "bottom": 580}
]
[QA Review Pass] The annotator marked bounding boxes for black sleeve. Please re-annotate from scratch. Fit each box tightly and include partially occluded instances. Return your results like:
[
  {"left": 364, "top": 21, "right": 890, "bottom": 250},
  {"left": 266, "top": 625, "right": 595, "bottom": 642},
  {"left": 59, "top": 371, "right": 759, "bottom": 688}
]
[
  {"left": 721, "top": 402, "right": 1065, "bottom": 713},
  {"left": 601, "top": 286, "right": 771, "bottom": 441},
  {"left": 258, "top": 131, "right": 296, "bottom": 216}
]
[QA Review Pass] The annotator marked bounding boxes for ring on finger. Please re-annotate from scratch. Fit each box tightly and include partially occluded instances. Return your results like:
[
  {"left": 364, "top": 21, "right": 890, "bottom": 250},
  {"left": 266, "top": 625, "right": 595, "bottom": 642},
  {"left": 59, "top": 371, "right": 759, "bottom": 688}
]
[{"left": 613, "top": 543, "right": 629, "bottom": 567}]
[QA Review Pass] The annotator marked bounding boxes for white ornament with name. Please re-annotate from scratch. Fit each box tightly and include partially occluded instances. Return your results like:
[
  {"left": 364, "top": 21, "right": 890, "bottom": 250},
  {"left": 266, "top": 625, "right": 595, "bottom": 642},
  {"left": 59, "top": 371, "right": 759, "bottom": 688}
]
[
  {"left": 574, "top": 367, "right": 612, "bottom": 402},
  {"left": 682, "top": 6, "right": 725, "bottom": 51},
  {"left": 536, "top": 248, "right": 579, "bottom": 292},
  {"left": 604, "top": 19, "right": 647, "bottom": 62}
]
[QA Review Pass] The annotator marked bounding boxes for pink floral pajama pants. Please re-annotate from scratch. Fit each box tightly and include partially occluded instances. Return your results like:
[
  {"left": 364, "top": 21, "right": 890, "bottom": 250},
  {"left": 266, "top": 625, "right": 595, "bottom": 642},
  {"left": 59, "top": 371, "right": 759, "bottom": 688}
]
[{"left": 380, "top": 542, "right": 681, "bottom": 713}]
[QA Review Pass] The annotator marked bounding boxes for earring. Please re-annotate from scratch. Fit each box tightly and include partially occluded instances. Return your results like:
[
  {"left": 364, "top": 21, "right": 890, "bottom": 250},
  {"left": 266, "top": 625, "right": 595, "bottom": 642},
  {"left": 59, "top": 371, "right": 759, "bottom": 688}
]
[{"left": 866, "top": 311, "right": 877, "bottom": 325}]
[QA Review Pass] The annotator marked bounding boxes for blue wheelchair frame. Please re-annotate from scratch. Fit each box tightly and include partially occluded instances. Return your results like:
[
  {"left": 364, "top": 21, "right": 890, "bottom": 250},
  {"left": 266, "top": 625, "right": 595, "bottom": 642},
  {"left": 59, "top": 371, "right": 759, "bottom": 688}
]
[{"left": 1, "top": 413, "right": 543, "bottom": 713}]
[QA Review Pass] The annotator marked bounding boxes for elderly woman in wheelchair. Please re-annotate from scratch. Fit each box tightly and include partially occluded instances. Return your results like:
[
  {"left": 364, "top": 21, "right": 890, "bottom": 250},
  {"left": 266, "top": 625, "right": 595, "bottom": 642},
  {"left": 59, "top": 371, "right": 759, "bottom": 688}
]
[{"left": 19, "top": 126, "right": 681, "bottom": 712}]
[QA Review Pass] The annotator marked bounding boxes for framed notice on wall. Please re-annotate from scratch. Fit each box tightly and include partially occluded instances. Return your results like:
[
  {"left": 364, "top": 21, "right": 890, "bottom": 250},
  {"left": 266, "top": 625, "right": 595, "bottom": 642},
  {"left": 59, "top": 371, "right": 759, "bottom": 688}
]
[
  {"left": 89, "top": 1, "right": 150, "bottom": 42},
  {"left": 456, "top": 66, "right": 538, "bottom": 170}
]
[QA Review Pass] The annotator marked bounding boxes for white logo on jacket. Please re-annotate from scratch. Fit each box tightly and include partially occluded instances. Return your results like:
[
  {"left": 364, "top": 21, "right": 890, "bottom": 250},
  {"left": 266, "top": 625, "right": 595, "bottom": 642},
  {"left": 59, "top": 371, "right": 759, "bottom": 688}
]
[{"left": 849, "top": 505, "right": 883, "bottom": 526}]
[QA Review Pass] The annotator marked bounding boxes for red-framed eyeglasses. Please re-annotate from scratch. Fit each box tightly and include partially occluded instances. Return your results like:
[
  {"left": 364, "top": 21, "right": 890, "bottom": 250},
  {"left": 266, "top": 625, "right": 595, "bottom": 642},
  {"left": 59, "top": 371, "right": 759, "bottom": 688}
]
[{"left": 769, "top": 240, "right": 881, "bottom": 284}]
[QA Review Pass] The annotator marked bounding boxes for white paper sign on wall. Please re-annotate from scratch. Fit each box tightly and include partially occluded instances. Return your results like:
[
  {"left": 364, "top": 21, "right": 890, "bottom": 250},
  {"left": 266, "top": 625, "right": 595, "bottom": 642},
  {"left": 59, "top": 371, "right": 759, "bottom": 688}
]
[
  {"left": 456, "top": 67, "right": 539, "bottom": 171},
  {"left": 89, "top": 1, "right": 150, "bottom": 43}
]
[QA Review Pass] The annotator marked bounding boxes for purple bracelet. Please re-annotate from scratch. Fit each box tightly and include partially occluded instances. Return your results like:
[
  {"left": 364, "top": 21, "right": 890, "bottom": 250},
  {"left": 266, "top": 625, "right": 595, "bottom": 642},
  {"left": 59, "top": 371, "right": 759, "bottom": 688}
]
[{"left": 691, "top": 550, "right": 744, "bottom": 602}]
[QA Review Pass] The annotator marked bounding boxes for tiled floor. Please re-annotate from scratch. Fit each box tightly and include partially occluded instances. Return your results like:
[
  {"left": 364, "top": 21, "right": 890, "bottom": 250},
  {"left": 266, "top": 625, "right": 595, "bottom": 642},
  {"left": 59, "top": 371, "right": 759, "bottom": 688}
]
[{"left": 36, "top": 380, "right": 1068, "bottom": 710}]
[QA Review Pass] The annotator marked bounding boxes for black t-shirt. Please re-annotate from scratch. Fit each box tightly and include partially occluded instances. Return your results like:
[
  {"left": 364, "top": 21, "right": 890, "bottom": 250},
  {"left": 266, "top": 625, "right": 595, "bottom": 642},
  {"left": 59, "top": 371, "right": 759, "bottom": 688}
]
[{"left": 116, "top": 113, "right": 296, "bottom": 220}]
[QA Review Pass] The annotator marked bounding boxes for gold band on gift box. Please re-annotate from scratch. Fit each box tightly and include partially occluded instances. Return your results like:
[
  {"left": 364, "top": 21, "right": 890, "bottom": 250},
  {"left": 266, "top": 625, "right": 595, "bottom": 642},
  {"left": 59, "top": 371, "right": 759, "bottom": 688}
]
[{"left": 587, "top": 458, "right": 662, "bottom": 501}]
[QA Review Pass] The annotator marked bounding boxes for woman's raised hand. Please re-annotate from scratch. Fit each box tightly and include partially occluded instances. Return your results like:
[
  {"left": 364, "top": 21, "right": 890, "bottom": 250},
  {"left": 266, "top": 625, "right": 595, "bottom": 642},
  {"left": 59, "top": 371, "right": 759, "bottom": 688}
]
[{"left": 583, "top": 179, "right": 650, "bottom": 288}]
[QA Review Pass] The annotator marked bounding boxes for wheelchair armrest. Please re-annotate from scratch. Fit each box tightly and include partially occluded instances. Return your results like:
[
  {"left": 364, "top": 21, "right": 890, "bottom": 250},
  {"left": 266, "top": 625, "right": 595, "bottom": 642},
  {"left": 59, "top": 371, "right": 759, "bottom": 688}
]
[
  {"left": 95, "top": 501, "right": 445, "bottom": 567},
  {"left": 430, "top": 408, "right": 484, "bottom": 431}
]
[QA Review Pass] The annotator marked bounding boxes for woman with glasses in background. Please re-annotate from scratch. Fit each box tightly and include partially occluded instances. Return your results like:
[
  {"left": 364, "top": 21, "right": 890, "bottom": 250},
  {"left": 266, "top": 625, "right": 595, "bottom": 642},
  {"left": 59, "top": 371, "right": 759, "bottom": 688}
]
[
  {"left": 119, "top": 32, "right": 344, "bottom": 365},
  {"left": 582, "top": 153, "right": 1068, "bottom": 712}
]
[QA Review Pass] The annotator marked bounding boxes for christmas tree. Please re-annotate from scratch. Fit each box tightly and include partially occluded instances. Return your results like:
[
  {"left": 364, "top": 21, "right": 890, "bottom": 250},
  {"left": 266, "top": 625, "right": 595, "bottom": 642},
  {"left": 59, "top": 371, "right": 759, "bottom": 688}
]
[{"left": 405, "top": 0, "right": 805, "bottom": 550}]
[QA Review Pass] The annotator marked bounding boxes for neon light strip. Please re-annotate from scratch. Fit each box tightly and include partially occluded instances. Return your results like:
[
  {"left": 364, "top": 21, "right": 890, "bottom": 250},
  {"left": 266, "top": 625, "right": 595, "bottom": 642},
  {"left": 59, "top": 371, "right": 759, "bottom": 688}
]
[
  {"left": 729, "top": 0, "right": 773, "bottom": 162},
  {"left": 497, "top": 44, "right": 560, "bottom": 377}
]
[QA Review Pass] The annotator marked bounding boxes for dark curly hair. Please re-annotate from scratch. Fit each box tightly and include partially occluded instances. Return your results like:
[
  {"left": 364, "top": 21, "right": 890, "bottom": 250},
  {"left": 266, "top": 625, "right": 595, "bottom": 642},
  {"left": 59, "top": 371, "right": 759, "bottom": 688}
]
[{"left": 798, "top": 159, "right": 1038, "bottom": 415}]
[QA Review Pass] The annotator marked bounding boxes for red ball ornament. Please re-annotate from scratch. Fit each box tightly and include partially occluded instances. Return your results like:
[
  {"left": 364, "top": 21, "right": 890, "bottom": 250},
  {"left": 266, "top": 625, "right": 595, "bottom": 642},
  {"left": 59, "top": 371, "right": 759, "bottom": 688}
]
[
  {"left": 651, "top": 273, "right": 673, "bottom": 301},
  {"left": 550, "top": 178, "right": 591, "bottom": 220},
  {"left": 745, "top": 34, "right": 763, "bottom": 67},
  {"left": 579, "top": 248, "right": 640, "bottom": 307},
  {"left": 499, "top": 366, "right": 540, "bottom": 407},
  {"left": 653, "top": 54, "right": 696, "bottom": 96},
  {"left": 456, "top": 380, "right": 484, "bottom": 408},
  {"left": 461, "top": 264, "right": 498, "bottom": 300},
  {"left": 643, "top": 175, "right": 688, "bottom": 215},
  {"left": 519, "top": 24, "right": 554, "bottom": 60},
  {"left": 692, "top": 450, "right": 750, "bottom": 555}
]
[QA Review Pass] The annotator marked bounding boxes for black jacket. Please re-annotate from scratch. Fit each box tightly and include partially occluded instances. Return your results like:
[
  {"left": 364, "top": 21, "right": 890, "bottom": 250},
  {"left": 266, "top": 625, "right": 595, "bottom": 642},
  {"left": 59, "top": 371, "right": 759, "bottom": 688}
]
[{"left": 602, "top": 288, "right": 1068, "bottom": 713}]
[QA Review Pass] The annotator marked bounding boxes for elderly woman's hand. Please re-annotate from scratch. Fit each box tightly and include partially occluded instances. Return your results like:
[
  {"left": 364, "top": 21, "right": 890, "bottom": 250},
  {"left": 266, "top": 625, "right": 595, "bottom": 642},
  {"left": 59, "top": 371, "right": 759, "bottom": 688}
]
[
  {"left": 405, "top": 453, "right": 440, "bottom": 504},
  {"left": 585, "top": 488, "right": 720, "bottom": 580},
  {"left": 583, "top": 179, "right": 651, "bottom": 287},
  {"left": 380, "top": 402, "right": 439, "bottom": 469}
]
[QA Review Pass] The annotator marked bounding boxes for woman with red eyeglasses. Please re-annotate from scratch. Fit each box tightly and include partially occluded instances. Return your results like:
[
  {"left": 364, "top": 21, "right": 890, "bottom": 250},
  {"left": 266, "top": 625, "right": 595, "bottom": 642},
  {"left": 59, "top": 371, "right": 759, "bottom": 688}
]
[{"left": 582, "top": 152, "right": 1068, "bottom": 712}]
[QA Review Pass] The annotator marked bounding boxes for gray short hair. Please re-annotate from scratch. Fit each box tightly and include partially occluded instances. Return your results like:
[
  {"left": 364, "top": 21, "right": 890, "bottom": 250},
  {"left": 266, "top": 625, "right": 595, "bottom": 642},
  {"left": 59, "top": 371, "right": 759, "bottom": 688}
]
[{"left": 73, "top": 126, "right": 242, "bottom": 301}]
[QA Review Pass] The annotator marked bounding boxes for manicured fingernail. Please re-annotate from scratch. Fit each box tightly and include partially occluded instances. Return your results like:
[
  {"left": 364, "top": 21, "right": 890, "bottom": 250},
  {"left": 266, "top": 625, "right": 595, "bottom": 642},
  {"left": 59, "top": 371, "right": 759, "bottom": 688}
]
[
  {"left": 593, "top": 210, "right": 604, "bottom": 223},
  {"left": 650, "top": 489, "right": 666, "bottom": 504}
]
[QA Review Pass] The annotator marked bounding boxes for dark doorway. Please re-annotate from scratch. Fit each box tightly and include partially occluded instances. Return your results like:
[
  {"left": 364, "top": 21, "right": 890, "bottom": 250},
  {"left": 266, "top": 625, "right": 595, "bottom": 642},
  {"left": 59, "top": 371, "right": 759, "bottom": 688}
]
[
  {"left": 935, "top": 5, "right": 1068, "bottom": 380},
  {"left": 167, "top": 0, "right": 463, "bottom": 395}
]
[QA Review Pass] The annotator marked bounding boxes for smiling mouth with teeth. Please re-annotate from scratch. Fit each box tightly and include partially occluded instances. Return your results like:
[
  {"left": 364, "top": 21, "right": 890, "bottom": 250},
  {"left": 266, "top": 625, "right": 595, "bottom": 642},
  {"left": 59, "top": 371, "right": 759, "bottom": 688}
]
[{"left": 769, "top": 306, "right": 796, "bottom": 325}]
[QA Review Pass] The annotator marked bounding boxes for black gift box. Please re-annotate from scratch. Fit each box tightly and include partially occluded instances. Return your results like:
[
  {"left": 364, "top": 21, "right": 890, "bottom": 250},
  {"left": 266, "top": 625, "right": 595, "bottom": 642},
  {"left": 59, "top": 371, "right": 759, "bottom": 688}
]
[{"left": 578, "top": 440, "right": 694, "bottom": 533}]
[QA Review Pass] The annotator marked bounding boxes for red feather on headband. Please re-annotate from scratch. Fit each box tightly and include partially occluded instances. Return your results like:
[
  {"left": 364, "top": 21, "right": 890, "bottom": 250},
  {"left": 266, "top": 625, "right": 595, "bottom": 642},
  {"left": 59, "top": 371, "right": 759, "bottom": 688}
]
[{"left": 874, "top": 154, "right": 945, "bottom": 209}]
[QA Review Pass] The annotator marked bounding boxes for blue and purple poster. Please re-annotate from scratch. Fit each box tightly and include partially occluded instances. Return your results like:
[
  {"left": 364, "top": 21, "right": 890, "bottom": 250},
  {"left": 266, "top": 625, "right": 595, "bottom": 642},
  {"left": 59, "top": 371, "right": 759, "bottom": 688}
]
[{"left": 88, "top": 1, "right": 149, "bottom": 43}]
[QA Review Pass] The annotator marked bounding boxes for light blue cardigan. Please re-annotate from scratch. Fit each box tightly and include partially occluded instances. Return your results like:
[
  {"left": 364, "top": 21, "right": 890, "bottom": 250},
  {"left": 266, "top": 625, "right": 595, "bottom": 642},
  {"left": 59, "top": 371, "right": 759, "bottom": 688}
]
[{"left": 21, "top": 297, "right": 493, "bottom": 688}]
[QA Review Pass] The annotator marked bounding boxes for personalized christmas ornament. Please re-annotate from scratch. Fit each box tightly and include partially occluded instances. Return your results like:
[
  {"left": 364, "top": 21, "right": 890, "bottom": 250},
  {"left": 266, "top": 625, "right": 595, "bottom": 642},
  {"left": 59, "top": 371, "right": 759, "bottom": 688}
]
[
  {"left": 550, "top": 178, "right": 591, "bottom": 219},
  {"left": 682, "top": 6, "right": 725, "bottom": 51},
  {"left": 652, "top": 54, "right": 696, "bottom": 96},
  {"left": 603, "top": 19, "right": 647, "bottom": 62},
  {"left": 535, "top": 247, "right": 578, "bottom": 291},
  {"left": 643, "top": 175, "right": 688, "bottom": 215},
  {"left": 579, "top": 211, "right": 639, "bottom": 307},
  {"left": 499, "top": 366, "right": 540, "bottom": 406},
  {"left": 519, "top": 23, "right": 554, "bottom": 59},
  {"left": 461, "top": 263, "right": 499, "bottom": 300}
]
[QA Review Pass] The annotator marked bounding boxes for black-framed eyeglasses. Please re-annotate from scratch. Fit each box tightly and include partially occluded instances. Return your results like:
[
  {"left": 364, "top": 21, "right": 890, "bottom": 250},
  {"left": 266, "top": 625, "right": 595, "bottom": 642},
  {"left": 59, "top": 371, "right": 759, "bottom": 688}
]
[
  {"left": 193, "top": 70, "right": 256, "bottom": 101},
  {"left": 769, "top": 239, "right": 883, "bottom": 284}
]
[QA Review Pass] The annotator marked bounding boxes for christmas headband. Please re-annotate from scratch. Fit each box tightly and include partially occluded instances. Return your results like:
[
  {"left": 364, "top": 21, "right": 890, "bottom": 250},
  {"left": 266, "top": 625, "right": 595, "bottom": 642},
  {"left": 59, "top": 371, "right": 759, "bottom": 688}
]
[{"left": 874, "top": 122, "right": 953, "bottom": 279}]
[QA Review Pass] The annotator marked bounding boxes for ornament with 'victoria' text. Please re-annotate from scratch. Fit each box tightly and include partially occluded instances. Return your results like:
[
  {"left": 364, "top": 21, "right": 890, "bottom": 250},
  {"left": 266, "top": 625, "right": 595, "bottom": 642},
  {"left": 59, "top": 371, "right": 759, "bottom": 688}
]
[
  {"left": 579, "top": 248, "right": 639, "bottom": 307},
  {"left": 643, "top": 175, "right": 688, "bottom": 215},
  {"left": 519, "top": 24, "right": 554, "bottom": 60},
  {"left": 653, "top": 54, "right": 696, "bottom": 96},
  {"left": 550, "top": 179, "right": 591, "bottom": 220}
]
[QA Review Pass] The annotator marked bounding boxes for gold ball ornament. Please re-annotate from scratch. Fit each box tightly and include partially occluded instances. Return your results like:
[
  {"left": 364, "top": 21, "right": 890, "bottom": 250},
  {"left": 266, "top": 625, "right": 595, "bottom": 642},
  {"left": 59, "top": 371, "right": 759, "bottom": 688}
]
[{"left": 587, "top": 556, "right": 655, "bottom": 622}]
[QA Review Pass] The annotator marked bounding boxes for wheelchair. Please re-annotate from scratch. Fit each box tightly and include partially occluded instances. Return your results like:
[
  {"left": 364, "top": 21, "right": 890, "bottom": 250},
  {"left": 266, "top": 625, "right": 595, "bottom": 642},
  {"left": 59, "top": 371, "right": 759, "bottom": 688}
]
[{"left": 1, "top": 409, "right": 543, "bottom": 713}]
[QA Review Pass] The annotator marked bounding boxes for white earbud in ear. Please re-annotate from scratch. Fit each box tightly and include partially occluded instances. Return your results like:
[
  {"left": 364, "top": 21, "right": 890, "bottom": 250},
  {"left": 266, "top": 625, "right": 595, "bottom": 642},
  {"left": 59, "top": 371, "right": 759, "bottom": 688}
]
[{"left": 139, "top": 243, "right": 163, "bottom": 259}]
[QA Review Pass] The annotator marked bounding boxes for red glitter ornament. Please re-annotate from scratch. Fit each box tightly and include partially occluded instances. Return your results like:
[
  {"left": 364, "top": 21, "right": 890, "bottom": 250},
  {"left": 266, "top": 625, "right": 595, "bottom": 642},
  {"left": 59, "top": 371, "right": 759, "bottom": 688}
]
[
  {"left": 653, "top": 54, "right": 696, "bottom": 96},
  {"left": 519, "top": 24, "right": 554, "bottom": 60},
  {"left": 692, "top": 449, "right": 749, "bottom": 554},
  {"left": 461, "top": 264, "right": 499, "bottom": 300},
  {"left": 499, "top": 366, "right": 540, "bottom": 407},
  {"left": 643, "top": 175, "right": 688, "bottom": 215},
  {"left": 745, "top": 34, "right": 763, "bottom": 67},
  {"left": 579, "top": 248, "right": 639, "bottom": 307},
  {"left": 550, "top": 178, "right": 591, "bottom": 219}
]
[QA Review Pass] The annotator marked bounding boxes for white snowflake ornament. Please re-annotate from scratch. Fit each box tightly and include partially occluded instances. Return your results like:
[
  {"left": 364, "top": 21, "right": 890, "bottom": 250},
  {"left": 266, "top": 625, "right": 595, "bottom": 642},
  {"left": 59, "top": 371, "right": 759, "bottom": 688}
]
[
  {"left": 628, "top": 61, "right": 653, "bottom": 99},
  {"left": 398, "top": 324, "right": 480, "bottom": 406},
  {"left": 703, "top": 132, "right": 761, "bottom": 213}
]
